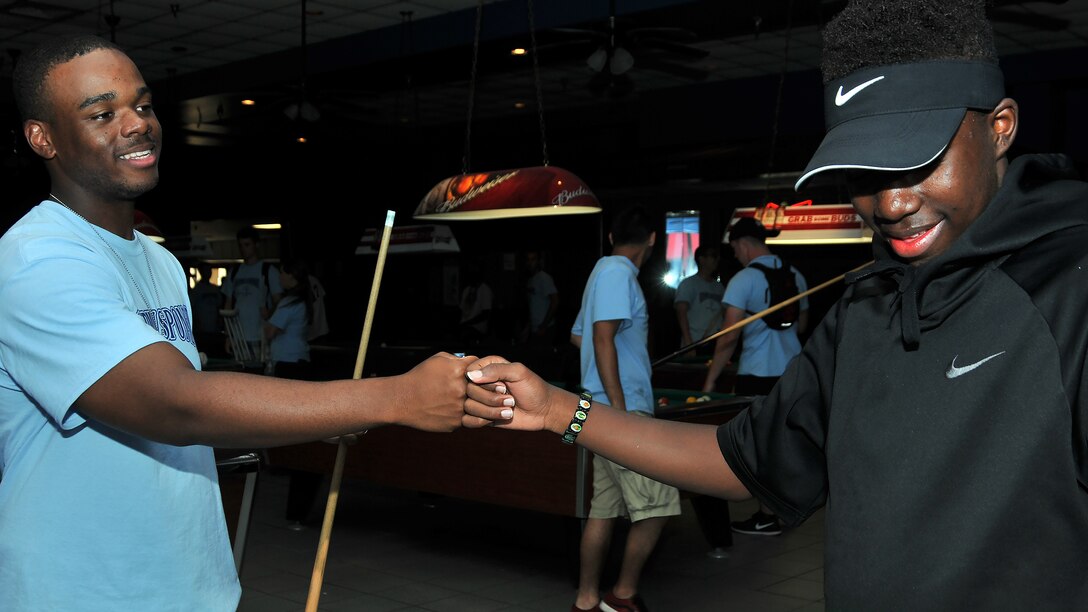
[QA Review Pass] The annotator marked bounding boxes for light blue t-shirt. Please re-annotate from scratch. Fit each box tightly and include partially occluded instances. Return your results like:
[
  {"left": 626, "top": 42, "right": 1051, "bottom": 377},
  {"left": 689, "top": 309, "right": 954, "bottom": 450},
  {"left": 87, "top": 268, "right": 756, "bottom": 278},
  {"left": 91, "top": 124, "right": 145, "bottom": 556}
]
[
  {"left": 0, "top": 201, "right": 240, "bottom": 611},
  {"left": 674, "top": 273, "right": 726, "bottom": 341},
  {"left": 221, "top": 259, "right": 282, "bottom": 342},
  {"left": 268, "top": 296, "right": 310, "bottom": 363},
  {"left": 722, "top": 254, "right": 809, "bottom": 377},
  {"left": 571, "top": 256, "right": 653, "bottom": 414}
]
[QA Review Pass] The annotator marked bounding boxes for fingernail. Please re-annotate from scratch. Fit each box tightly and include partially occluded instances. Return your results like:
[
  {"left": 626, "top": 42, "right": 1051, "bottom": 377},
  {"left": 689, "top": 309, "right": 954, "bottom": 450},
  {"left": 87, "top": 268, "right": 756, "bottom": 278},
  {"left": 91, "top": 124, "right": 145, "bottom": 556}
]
[
  {"left": 466, "top": 370, "right": 482, "bottom": 381},
  {"left": 496, "top": 384, "right": 507, "bottom": 394},
  {"left": 503, "top": 398, "right": 515, "bottom": 407},
  {"left": 500, "top": 408, "right": 513, "bottom": 419}
]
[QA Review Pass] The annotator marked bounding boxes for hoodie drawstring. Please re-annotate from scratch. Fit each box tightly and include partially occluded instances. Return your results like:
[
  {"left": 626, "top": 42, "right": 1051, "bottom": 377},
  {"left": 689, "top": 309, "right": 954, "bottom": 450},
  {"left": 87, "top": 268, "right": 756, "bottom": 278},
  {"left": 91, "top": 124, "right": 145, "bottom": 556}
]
[{"left": 846, "top": 261, "right": 921, "bottom": 350}]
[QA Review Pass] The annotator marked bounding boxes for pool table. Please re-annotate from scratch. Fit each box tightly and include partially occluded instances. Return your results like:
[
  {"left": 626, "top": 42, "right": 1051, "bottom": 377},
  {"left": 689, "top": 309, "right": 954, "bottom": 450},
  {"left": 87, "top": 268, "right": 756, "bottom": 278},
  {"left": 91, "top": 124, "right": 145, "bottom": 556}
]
[
  {"left": 265, "top": 386, "right": 751, "bottom": 526},
  {"left": 652, "top": 354, "right": 738, "bottom": 394}
]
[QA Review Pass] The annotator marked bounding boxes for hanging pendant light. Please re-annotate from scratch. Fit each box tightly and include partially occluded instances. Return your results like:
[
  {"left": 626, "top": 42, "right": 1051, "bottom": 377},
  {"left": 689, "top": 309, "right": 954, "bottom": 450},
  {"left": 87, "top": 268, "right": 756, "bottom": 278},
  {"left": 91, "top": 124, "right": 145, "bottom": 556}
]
[
  {"left": 413, "top": 0, "right": 600, "bottom": 221},
  {"left": 414, "top": 165, "right": 599, "bottom": 220}
]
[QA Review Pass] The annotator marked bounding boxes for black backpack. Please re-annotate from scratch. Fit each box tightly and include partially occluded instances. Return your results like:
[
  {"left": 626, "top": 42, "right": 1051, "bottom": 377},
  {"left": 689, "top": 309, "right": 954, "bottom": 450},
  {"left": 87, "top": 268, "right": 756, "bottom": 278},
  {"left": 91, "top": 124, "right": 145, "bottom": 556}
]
[{"left": 747, "top": 261, "right": 800, "bottom": 331}]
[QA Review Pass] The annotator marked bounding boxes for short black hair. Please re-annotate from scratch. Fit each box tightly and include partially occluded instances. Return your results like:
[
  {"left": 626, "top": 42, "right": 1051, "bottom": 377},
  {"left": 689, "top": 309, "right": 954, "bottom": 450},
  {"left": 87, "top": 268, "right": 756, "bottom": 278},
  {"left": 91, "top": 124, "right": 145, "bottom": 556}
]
[
  {"left": 694, "top": 245, "right": 719, "bottom": 260},
  {"left": 821, "top": 0, "right": 998, "bottom": 84},
  {"left": 12, "top": 34, "right": 123, "bottom": 122},
  {"left": 236, "top": 226, "right": 259, "bottom": 242},
  {"left": 610, "top": 206, "right": 654, "bottom": 247},
  {"left": 728, "top": 217, "right": 778, "bottom": 244}
]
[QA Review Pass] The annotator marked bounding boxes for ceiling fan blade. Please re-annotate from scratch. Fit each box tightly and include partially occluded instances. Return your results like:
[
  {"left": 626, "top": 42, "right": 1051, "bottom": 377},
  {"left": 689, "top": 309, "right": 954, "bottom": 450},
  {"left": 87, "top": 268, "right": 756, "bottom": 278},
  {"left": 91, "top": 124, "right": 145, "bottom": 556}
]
[
  {"left": 551, "top": 27, "right": 607, "bottom": 39},
  {"left": 610, "top": 47, "right": 635, "bottom": 75},
  {"left": 628, "top": 26, "right": 699, "bottom": 42},
  {"left": 587, "top": 47, "right": 608, "bottom": 72},
  {"left": 299, "top": 101, "right": 321, "bottom": 122},
  {"left": 637, "top": 56, "right": 710, "bottom": 81},
  {"left": 637, "top": 37, "right": 710, "bottom": 59}
]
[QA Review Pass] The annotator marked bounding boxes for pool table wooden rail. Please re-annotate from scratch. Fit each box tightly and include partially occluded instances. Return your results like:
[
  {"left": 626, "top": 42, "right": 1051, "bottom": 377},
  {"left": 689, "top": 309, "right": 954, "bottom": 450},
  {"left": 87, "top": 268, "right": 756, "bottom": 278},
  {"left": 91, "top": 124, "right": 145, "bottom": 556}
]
[{"left": 266, "top": 393, "right": 752, "bottom": 520}]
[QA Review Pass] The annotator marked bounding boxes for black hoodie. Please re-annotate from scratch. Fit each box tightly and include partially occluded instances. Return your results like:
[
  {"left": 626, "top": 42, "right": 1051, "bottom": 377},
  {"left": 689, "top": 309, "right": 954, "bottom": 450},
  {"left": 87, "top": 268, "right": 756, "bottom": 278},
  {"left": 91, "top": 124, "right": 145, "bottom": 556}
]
[{"left": 719, "top": 154, "right": 1088, "bottom": 610}]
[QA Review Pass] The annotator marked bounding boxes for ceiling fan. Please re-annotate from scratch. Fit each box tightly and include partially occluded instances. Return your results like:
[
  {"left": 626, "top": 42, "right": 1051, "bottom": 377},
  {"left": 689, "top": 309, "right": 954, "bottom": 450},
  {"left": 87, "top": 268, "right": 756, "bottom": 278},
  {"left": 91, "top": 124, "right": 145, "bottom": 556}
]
[
  {"left": 547, "top": 0, "right": 711, "bottom": 97},
  {"left": 276, "top": 0, "right": 317, "bottom": 128},
  {"left": 282, "top": 0, "right": 321, "bottom": 127},
  {"left": 232, "top": 0, "right": 381, "bottom": 143}
]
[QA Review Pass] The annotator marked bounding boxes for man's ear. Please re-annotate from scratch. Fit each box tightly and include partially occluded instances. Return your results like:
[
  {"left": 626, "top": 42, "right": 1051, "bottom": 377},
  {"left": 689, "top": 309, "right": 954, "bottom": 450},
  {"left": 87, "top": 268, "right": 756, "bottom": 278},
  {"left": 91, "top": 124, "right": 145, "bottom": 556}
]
[
  {"left": 607, "top": 231, "right": 615, "bottom": 247},
  {"left": 648, "top": 231, "right": 656, "bottom": 248},
  {"left": 23, "top": 120, "right": 56, "bottom": 160},
  {"left": 990, "top": 97, "right": 1019, "bottom": 158}
]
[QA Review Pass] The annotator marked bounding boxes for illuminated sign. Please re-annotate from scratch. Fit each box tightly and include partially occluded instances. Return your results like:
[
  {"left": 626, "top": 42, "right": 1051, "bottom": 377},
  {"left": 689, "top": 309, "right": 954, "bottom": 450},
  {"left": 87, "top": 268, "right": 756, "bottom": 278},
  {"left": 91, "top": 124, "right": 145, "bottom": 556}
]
[{"left": 728, "top": 203, "right": 872, "bottom": 245}]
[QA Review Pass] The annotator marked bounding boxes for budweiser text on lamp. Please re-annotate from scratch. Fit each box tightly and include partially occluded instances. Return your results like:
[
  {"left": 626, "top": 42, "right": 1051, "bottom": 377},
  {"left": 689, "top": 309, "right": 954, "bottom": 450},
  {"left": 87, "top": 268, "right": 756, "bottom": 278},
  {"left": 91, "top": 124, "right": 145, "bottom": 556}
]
[{"left": 413, "top": 166, "right": 600, "bottom": 221}]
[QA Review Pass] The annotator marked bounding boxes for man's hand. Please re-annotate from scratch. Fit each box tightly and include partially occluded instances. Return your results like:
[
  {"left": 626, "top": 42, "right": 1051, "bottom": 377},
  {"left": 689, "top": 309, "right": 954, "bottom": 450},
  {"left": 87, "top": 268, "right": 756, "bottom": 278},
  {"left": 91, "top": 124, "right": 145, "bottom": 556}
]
[
  {"left": 464, "top": 356, "right": 570, "bottom": 433},
  {"left": 391, "top": 352, "right": 480, "bottom": 432}
]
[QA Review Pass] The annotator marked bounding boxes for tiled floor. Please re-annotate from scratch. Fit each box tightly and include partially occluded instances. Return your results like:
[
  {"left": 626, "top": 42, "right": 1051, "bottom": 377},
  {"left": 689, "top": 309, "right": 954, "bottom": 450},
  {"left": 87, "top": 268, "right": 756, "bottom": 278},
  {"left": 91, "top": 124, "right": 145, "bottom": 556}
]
[{"left": 237, "top": 469, "right": 825, "bottom": 611}]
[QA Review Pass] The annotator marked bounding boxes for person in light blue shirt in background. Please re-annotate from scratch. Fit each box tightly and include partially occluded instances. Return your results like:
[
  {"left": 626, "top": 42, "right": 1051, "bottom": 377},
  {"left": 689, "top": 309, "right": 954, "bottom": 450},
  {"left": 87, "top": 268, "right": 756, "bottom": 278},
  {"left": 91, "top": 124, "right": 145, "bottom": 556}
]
[
  {"left": 569, "top": 206, "right": 680, "bottom": 612},
  {"left": 264, "top": 259, "right": 312, "bottom": 379}
]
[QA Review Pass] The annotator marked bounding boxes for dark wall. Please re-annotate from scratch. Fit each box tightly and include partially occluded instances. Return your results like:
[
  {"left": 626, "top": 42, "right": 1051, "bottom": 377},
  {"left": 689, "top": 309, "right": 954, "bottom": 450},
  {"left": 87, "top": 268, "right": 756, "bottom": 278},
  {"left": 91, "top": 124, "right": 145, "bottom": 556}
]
[{"left": 4, "top": 46, "right": 1088, "bottom": 373}]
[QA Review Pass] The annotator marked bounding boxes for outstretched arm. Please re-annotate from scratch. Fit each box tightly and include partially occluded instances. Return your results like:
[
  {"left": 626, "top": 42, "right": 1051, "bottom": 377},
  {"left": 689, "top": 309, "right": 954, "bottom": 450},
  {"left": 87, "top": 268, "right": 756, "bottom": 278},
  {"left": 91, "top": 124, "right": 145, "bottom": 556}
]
[
  {"left": 465, "top": 359, "right": 751, "bottom": 500},
  {"left": 75, "top": 345, "right": 508, "bottom": 448}
]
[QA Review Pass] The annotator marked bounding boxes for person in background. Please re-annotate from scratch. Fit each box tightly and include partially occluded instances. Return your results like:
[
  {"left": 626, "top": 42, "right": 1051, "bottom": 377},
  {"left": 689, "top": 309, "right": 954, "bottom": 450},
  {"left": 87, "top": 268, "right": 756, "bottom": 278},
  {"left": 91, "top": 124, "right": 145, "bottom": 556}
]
[
  {"left": 465, "top": 1, "right": 1088, "bottom": 609},
  {"left": 458, "top": 261, "right": 493, "bottom": 346},
  {"left": 189, "top": 260, "right": 224, "bottom": 356},
  {"left": 306, "top": 264, "right": 330, "bottom": 343},
  {"left": 263, "top": 258, "right": 323, "bottom": 529},
  {"left": 0, "top": 34, "right": 508, "bottom": 611},
  {"left": 221, "top": 225, "right": 281, "bottom": 360},
  {"left": 702, "top": 217, "right": 809, "bottom": 536},
  {"left": 569, "top": 206, "right": 680, "bottom": 612},
  {"left": 673, "top": 245, "right": 724, "bottom": 357},
  {"left": 523, "top": 249, "right": 559, "bottom": 347},
  {"left": 264, "top": 259, "right": 313, "bottom": 380}
]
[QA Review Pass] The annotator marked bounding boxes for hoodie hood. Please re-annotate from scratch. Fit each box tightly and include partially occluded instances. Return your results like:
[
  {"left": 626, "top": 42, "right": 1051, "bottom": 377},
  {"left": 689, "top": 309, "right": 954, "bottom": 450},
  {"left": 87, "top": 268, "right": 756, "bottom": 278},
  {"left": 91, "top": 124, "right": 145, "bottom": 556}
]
[{"left": 846, "top": 153, "right": 1088, "bottom": 349}]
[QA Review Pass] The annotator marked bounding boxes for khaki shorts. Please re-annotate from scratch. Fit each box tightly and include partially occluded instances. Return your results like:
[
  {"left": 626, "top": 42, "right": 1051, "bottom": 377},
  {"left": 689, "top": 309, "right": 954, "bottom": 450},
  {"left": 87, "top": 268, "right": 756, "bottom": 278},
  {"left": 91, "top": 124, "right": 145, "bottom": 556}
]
[{"left": 588, "top": 413, "right": 681, "bottom": 522}]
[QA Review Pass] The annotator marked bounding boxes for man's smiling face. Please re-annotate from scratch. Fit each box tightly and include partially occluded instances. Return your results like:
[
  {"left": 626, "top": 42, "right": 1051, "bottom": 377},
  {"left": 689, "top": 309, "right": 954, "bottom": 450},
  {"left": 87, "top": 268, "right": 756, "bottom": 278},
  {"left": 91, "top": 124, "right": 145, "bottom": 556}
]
[{"left": 845, "top": 111, "right": 1003, "bottom": 266}]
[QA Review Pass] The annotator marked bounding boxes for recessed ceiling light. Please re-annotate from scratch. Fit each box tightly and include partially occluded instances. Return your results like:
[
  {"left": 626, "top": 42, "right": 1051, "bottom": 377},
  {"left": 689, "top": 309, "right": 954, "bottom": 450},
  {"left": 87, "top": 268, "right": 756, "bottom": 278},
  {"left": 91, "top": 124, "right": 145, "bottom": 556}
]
[
  {"left": 252, "top": 223, "right": 282, "bottom": 230},
  {"left": 511, "top": 48, "right": 527, "bottom": 56},
  {"left": 241, "top": 99, "right": 256, "bottom": 106}
]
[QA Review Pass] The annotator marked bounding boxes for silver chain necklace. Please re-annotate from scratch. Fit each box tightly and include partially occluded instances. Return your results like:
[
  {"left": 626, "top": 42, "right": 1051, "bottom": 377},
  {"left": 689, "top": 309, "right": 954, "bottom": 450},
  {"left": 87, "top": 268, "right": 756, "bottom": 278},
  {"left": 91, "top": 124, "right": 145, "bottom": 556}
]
[{"left": 49, "top": 193, "right": 162, "bottom": 310}]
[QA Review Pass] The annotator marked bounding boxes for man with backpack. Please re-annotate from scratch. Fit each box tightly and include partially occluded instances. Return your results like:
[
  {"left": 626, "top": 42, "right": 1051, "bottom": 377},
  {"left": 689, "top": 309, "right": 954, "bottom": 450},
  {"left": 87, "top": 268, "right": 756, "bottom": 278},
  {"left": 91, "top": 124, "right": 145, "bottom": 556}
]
[{"left": 702, "top": 216, "right": 808, "bottom": 536}]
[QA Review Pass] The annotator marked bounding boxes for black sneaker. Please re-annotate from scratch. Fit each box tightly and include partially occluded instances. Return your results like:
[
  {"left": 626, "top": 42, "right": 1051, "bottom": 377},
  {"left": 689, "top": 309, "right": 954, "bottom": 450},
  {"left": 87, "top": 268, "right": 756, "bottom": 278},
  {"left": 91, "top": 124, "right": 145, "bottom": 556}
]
[{"left": 730, "top": 511, "right": 782, "bottom": 536}]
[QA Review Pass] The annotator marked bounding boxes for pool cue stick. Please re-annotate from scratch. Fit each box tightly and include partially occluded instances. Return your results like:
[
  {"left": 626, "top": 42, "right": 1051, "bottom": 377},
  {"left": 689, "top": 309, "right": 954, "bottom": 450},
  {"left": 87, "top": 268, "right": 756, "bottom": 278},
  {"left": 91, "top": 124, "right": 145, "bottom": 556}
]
[
  {"left": 305, "top": 209, "right": 396, "bottom": 612},
  {"left": 651, "top": 260, "right": 874, "bottom": 368}
]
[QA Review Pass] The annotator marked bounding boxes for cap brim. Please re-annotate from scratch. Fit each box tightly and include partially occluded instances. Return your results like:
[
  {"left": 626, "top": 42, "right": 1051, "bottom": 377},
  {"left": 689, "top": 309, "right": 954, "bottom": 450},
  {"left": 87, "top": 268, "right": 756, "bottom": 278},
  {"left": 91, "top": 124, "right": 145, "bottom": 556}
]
[{"left": 795, "top": 107, "right": 966, "bottom": 191}]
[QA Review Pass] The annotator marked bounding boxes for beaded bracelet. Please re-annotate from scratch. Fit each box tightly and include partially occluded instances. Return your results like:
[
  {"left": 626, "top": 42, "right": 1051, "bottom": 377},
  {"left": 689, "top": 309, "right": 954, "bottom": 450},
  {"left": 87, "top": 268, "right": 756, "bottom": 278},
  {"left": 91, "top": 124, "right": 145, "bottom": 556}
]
[{"left": 561, "top": 392, "right": 593, "bottom": 444}]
